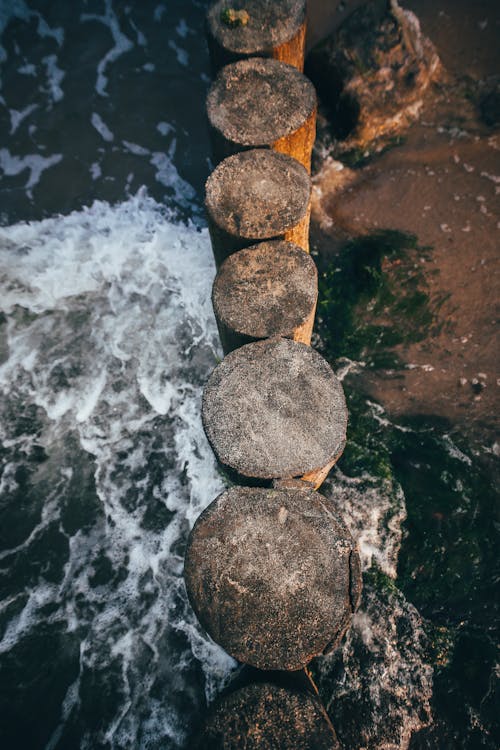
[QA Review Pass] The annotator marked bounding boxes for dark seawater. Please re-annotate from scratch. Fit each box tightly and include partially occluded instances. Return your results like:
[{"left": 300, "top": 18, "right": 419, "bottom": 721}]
[{"left": 0, "top": 2, "right": 498, "bottom": 749}]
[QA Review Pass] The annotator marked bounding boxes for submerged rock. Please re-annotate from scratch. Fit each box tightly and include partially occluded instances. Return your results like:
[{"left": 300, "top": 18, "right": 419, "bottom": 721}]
[{"left": 306, "top": 0, "right": 441, "bottom": 154}]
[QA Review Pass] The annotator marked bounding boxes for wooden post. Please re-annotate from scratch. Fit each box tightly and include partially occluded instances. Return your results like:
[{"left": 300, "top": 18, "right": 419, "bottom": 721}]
[
  {"left": 212, "top": 240, "right": 318, "bottom": 353},
  {"left": 192, "top": 682, "right": 341, "bottom": 748},
  {"left": 207, "top": 57, "right": 317, "bottom": 172},
  {"left": 184, "top": 485, "right": 362, "bottom": 671},
  {"left": 206, "top": 0, "right": 307, "bottom": 75},
  {"left": 201, "top": 337, "right": 347, "bottom": 488},
  {"left": 205, "top": 149, "right": 311, "bottom": 267}
]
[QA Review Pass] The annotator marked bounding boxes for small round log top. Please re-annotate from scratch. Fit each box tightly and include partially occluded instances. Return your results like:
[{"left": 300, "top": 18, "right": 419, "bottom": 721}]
[
  {"left": 202, "top": 337, "right": 347, "bottom": 480},
  {"left": 207, "top": 57, "right": 316, "bottom": 146},
  {"left": 184, "top": 485, "right": 361, "bottom": 670},
  {"left": 194, "top": 682, "right": 340, "bottom": 749},
  {"left": 212, "top": 241, "right": 317, "bottom": 341},
  {"left": 206, "top": 0, "right": 306, "bottom": 55},
  {"left": 205, "top": 149, "right": 310, "bottom": 240}
]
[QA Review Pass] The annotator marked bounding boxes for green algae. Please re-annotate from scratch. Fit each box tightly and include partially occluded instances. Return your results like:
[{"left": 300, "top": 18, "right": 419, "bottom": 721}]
[
  {"left": 315, "top": 229, "right": 446, "bottom": 368},
  {"left": 316, "top": 228, "right": 499, "bottom": 746}
]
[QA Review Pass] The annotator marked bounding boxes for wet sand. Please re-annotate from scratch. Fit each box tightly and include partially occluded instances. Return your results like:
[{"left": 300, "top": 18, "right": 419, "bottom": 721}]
[{"left": 311, "top": 0, "right": 499, "bottom": 451}]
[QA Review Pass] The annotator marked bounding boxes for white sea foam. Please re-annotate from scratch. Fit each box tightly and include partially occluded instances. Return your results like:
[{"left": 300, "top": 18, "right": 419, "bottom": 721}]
[
  {"left": 325, "top": 468, "right": 406, "bottom": 578},
  {"left": 0, "top": 1, "right": 63, "bottom": 64},
  {"left": 9, "top": 102, "right": 38, "bottom": 134},
  {"left": 322, "top": 462, "right": 432, "bottom": 748},
  {"left": 42, "top": 53, "right": 65, "bottom": 104},
  {"left": 81, "top": 0, "right": 134, "bottom": 97},
  {"left": 318, "top": 582, "right": 433, "bottom": 750},
  {"left": 91, "top": 112, "right": 115, "bottom": 142},
  {"left": 168, "top": 39, "right": 189, "bottom": 67},
  {"left": 0, "top": 147, "right": 62, "bottom": 197},
  {"left": 0, "top": 191, "right": 235, "bottom": 748},
  {"left": 154, "top": 4, "right": 167, "bottom": 23}
]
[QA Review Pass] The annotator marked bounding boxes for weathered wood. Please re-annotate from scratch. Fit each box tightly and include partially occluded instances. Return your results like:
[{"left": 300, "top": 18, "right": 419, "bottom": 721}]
[
  {"left": 193, "top": 682, "right": 340, "bottom": 749},
  {"left": 184, "top": 485, "right": 362, "bottom": 670},
  {"left": 206, "top": 0, "right": 307, "bottom": 75},
  {"left": 207, "top": 57, "right": 317, "bottom": 171},
  {"left": 205, "top": 149, "right": 311, "bottom": 266},
  {"left": 212, "top": 240, "right": 318, "bottom": 353},
  {"left": 201, "top": 337, "right": 347, "bottom": 487}
]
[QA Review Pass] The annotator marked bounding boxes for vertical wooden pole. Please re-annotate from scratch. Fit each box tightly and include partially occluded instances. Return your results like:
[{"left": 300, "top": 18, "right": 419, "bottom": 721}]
[
  {"left": 212, "top": 240, "right": 318, "bottom": 353},
  {"left": 206, "top": 0, "right": 307, "bottom": 74},
  {"left": 205, "top": 149, "right": 311, "bottom": 266},
  {"left": 207, "top": 57, "right": 317, "bottom": 172}
]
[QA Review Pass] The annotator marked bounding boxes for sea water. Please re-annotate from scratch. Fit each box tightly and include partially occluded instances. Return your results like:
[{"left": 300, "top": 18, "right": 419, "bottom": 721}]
[{"left": 0, "top": 2, "right": 497, "bottom": 749}]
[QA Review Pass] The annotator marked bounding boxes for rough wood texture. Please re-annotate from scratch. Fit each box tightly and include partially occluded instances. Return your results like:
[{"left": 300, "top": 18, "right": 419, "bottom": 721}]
[
  {"left": 206, "top": 0, "right": 307, "bottom": 74},
  {"left": 212, "top": 240, "right": 318, "bottom": 353},
  {"left": 184, "top": 485, "right": 362, "bottom": 670},
  {"left": 205, "top": 149, "right": 311, "bottom": 266},
  {"left": 201, "top": 337, "right": 347, "bottom": 486},
  {"left": 193, "top": 682, "right": 340, "bottom": 749},
  {"left": 207, "top": 57, "right": 316, "bottom": 171}
]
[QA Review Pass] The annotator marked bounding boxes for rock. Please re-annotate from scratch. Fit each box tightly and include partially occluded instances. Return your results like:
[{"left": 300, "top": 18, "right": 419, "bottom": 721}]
[{"left": 306, "top": 0, "right": 441, "bottom": 153}]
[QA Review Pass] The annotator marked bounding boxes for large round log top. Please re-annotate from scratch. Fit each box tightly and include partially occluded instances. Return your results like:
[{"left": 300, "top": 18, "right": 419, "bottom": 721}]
[
  {"left": 207, "top": 57, "right": 316, "bottom": 147},
  {"left": 206, "top": 1, "right": 306, "bottom": 56},
  {"left": 212, "top": 241, "right": 317, "bottom": 347},
  {"left": 184, "top": 485, "right": 361, "bottom": 671},
  {"left": 202, "top": 337, "right": 347, "bottom": 481},
  {"left": 194, "top": 682, "right": 340, "bottom": 749},
  {"left": 205, "top": 149, "right": 310, "bottom": 241}
]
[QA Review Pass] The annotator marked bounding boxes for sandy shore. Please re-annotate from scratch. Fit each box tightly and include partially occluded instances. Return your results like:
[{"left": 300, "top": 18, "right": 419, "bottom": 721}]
[{"left": 312, "top": 0, "right": 499, "bottom": 453}]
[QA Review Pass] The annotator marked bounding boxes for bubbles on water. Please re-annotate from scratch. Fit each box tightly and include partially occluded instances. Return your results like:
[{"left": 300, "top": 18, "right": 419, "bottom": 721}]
[
  {"left": 315, "top": 576, "right": 433, "bottom": 750},
  {"left": 0, "top": 192, "right": 235, "bottom": 748},
  {"left": 325, "top": 468, "right": 406, "bottom": 578},
  {"left": 81, "top": 0, "right": 134, "bottom": 98},
  {"left": 319, "top": 453, "right": 433, "bottom": 746}
]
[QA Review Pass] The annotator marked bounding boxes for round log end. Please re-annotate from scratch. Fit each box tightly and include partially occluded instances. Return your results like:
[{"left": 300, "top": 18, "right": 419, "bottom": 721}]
[
  {"left": 205, "top": 149, "right": 310, "bottom": 241},
  {"left": 207, "top": 57, "right": 316, "bottom": 147},
  {"left": 201, "top": 337, "right": 347, "bottom": 481},
  {"left": 212, "top": 240, "right": 317, "bottom": 349},
  {"left": 194, "top": 682, "right": 340, "bottom": 749},
  {"left": 206, "top": 1, "right": 306, "bottom": 56},
  {"left": 184, "top": 485, "right": 361, "bottom": 671}
]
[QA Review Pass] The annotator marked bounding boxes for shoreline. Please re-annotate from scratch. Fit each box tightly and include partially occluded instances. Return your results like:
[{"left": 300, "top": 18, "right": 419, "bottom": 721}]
[{"left": 310, "top": 0, "right": 499, "bottom": 458}]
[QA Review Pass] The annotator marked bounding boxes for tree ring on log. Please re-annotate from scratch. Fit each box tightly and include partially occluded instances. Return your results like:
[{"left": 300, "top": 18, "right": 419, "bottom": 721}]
[
  {"left": 205, "top": 149, "right": 310, "bottom": 241},
  {"left": 184, "top": 485, "right": 361, "bottom": 671},
  {"left": 193, "top": 681, "right": 340, "bottom": 748},
  {"left": 206, "top": 0, "right": 306, "bottom": 56},
  {"left": 202, "top": 337, "right": 347, "bottom": 482},
  {"left": 212, "top": 240, "right": 318, "bottom": 352},
  {"left": 207, "top": 57, "right": 316, "bottom": 168}
]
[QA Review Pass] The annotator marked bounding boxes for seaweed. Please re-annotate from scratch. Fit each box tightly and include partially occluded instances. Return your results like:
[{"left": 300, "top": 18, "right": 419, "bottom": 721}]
[{"left": 316, "top": 229, "right": 440, "bottom": 368}]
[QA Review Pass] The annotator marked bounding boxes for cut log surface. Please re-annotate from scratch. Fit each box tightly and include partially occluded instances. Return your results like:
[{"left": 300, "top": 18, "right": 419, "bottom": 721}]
[
  {"left": 205, "top": 149, "right": 311, "bottom": 264},
  {"left": 206, "top": 0, "right": 307, "bottom": 73},
  {"left": 207, "top": 57, "right": 316, "bottom": 170},
  {"left": 202, "top": 337, "right": 347, "bottom": 484},
  {"left": 212, "top": 240, "right": 318, "bottom": 353},
  {"left": 194, "top": 682, "right": 340, "bottom": 749},
  {"left": 184, "top": 485, "right": 361, "bottom": 671}
]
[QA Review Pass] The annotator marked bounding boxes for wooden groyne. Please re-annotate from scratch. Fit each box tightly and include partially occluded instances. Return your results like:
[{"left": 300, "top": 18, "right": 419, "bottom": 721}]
[
  {"left": 206, "top": 0, "right": 307, "bottom": 74},
  {"left": 212, "top": 240, "right": 318, "bottom": 352},
  {"left": 207, "top": 57, "right": 317, "bottom": 170},
  {"left": 205, "top": 148, "right": 311, "bottom": 265},
  {"left": 193, "top": 682, "right": 341, "bottom": 749},
  {"left": 184, "top": 2, "right": 362, "bottom": 747}
]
